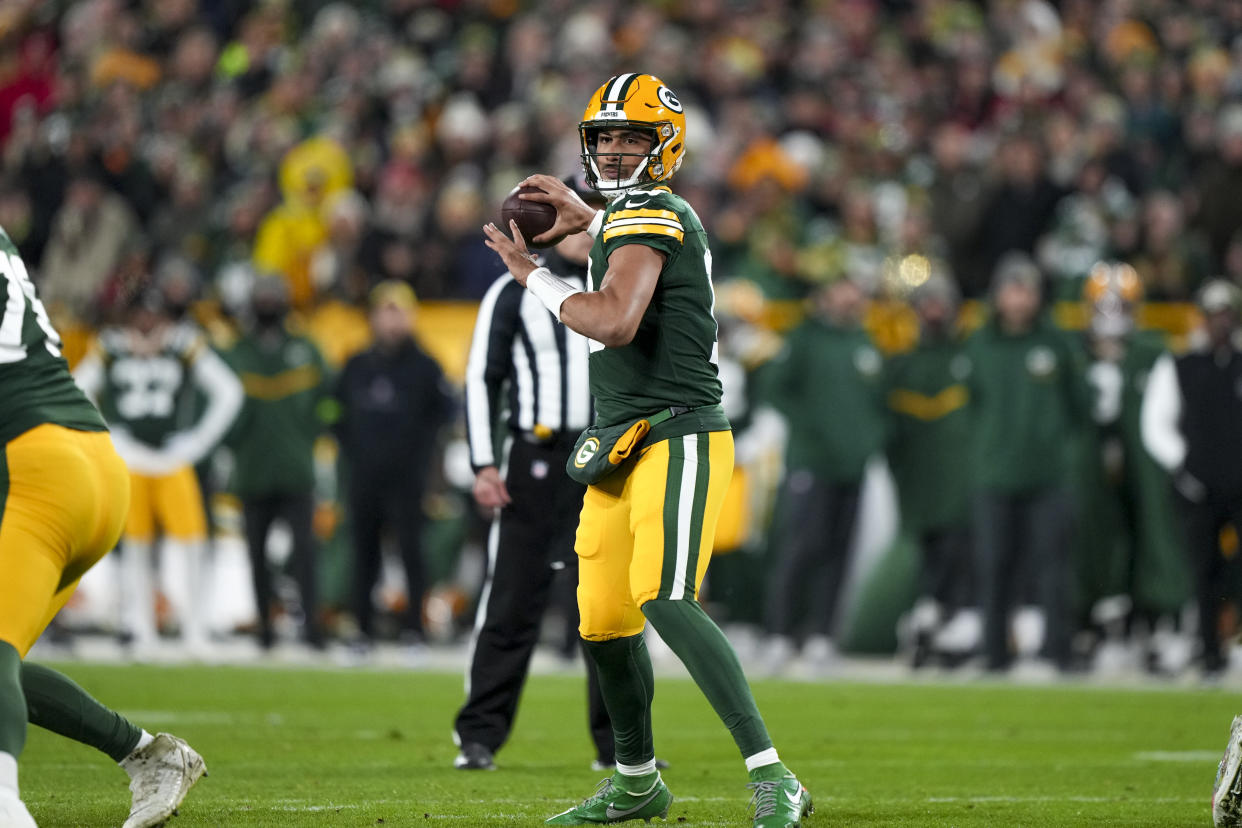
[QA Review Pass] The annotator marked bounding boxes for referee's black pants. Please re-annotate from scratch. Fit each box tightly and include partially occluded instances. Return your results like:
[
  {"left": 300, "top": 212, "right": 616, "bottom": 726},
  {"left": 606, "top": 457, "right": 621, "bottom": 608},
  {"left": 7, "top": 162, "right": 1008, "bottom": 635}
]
[{"left": 454, "top": 436, "right": 613, "bottom": 762}]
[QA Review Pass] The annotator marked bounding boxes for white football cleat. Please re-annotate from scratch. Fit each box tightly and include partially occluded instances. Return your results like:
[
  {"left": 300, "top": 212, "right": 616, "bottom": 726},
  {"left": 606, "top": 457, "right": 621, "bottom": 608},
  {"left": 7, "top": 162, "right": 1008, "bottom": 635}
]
[
  {"left": 120, "top": 733, "right": 207, "bottom": 828},
  {"left": 0, "top": 788, "right": 37, "bottom": 827},
  {"left": 1213, "top": 715, "right": 1242, "bottom": 827}
]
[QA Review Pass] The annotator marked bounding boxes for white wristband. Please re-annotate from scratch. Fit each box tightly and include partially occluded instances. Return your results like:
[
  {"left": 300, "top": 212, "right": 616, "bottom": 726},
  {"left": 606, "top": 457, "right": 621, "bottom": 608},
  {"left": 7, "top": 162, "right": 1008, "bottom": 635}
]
[
  {"left": 586, "top": 209, "right": 604, "bottom": 239},
  {"left": 526, "top": 266, "right": 583, "bottom": 322}
]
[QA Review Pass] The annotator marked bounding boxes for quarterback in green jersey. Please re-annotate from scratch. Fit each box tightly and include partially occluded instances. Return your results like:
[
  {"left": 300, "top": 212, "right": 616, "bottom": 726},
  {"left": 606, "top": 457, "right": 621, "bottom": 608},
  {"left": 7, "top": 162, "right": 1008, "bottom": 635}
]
[
  {"left": 483, "top": 74, "right": 812, "bottom": 827},
  {"left": 0, "top": 226, "right": 205, "bottom": 827}
]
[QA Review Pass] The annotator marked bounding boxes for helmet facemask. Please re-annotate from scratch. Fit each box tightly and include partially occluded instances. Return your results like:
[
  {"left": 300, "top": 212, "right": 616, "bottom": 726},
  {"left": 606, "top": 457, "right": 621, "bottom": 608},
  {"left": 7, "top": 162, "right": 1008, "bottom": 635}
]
[{"left": 580, "top": 121, "right": 681, "bottom": 200}]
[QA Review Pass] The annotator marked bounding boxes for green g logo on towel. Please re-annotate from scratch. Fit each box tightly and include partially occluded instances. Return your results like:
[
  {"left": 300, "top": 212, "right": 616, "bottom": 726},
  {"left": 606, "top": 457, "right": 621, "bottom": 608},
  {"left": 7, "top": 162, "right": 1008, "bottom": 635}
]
[{"left": 574, "top": 437, "right": 601, "bottom": 469}]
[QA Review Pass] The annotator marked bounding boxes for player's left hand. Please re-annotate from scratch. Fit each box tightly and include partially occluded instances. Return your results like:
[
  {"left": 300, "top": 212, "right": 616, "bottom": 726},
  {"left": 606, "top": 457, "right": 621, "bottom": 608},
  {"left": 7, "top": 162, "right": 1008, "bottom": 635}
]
[{"left": 483, "top": 220, "right": 539, "bottom": 285}]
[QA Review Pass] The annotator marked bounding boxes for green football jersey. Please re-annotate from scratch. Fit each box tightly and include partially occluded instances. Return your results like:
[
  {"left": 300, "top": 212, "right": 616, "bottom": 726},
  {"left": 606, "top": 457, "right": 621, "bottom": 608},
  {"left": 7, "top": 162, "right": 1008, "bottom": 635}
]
[
  {"left": 0, "top": 226, "right": 105, "bottom": 445},
  {"left": 587, "top": 185, "right": 729, "bottom": 437},
  {"left": 92, "top": 323, "right": 205, "bottom": 447}
]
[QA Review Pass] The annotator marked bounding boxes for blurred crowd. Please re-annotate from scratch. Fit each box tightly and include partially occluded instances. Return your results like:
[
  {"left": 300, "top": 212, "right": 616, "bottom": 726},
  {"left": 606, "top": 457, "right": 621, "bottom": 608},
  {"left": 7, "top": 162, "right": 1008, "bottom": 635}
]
[{"left": 5, "top": 0, "right": 1242, "bottom": 676}]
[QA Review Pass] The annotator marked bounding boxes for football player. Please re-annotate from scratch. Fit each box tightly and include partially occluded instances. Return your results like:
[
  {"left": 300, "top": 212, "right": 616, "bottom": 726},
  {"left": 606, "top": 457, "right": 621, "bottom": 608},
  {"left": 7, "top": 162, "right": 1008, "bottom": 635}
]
[
  {"left": 483, "top": 75, "right": 812, "bottom": 827},
  {"left": 0, "top": 225, "right": 206, "bottom": 827},
  {"left": 1075, "top": 262, "right": 1185, "bottom": 674},
  {"left": 73, "top": 289, "right": 242, "bottom": 655}
]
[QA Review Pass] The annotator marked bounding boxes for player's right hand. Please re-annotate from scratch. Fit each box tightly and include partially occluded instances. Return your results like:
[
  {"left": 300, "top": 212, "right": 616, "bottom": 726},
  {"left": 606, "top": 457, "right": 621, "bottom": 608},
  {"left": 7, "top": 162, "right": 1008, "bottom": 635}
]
[
  {"left": 473, "top": 466, "right": 511, "bottom": 511},
  {"left": 520, "top": 174, "right": 598, "bottom": 244}
]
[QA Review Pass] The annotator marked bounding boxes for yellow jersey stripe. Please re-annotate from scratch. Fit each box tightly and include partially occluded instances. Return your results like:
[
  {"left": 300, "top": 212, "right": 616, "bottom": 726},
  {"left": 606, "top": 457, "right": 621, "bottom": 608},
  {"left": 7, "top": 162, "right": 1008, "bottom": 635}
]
[
  {"left": 240, "top": 364, "right": 321, "bottom": 401},
  {"left": 887, "top": 385, "right": 968, "bottom": 421},
  {"left": 608, "top": 208, "right": 682, "bottom": 223},
  {"left": 602, "top": 223, "right": 685, "bottom": 243},
  {"left": 605, "top": 217, "right": 684, "bottom": 233}
]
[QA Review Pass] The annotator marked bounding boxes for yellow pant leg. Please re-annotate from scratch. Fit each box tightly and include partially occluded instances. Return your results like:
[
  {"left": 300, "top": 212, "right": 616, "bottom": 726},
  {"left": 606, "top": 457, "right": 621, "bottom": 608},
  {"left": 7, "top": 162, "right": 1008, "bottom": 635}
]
[
  {"left": 126, "top": 472, "right": 157, "bottom": 543},
  {"left": 575, "top": 471, "right": 647, "bottom": 642},
  {"left": 0, "top": 425, "right": 129, "bottom": 656},
  {"left": 152, "top": 465, "right": 207, "bottom": 542},
  {"left": 576, "top": 430, "right": 735, "bottom": 641}
]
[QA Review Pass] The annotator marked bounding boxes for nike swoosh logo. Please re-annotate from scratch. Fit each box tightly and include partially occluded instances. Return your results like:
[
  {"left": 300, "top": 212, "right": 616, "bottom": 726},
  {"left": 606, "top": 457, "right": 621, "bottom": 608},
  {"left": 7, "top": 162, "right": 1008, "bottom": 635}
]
[
  {"left": 785, "top": 788, "right": 803, "bottom": 807},
  {"left": 605, "top": 789, "right": 661, "bottom": 819},
  {"left": 623, "top": 196, "right": 653, "bottom": 209}
]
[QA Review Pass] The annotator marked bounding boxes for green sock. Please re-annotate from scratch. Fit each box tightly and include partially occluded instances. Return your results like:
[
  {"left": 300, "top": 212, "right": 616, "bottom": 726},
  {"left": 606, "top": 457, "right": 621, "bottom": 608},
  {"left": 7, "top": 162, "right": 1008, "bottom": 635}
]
[
  {"left": 22, "top": 662, "right": 141, "bottom": 762},
  {"left": 0, "top": 642, "right": 26, "bottom": 757},
  {"left": 582, "top": 634, "right": 655, "bottom": 767},
  {"left": 642, "top": 598, "right": 773, "bottom": 758}
]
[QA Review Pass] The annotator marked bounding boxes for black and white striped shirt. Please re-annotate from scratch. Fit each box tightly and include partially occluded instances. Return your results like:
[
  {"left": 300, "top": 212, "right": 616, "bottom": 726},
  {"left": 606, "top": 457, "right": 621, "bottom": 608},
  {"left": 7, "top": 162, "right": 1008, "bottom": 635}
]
[{"left": 465, "top": 256, "right": 593, "bottom": 470}]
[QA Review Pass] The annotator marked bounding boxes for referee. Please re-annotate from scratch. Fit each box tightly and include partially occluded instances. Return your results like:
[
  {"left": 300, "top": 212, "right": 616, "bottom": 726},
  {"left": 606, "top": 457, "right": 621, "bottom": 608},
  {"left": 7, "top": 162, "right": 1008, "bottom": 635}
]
[{"left": 452, "top": 178, "right": 611, "bottom": 771}]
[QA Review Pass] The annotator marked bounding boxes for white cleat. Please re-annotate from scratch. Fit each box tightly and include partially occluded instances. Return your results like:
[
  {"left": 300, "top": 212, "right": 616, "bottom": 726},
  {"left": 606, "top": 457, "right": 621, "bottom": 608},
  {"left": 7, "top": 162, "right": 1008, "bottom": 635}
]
[
  {"left": 0, "top": 789, "right": 37, "bottom": 827},
  {"left": 1214, "top": 715, "right": 1242, "bottom": 827},
  {"left": 120, "top": 733, "right": 207, "bottom": 828}
]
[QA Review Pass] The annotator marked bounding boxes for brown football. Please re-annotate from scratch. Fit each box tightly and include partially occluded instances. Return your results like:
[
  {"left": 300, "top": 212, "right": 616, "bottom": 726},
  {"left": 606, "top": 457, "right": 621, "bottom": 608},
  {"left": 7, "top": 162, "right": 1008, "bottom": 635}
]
[{"left": 500, "top": 185, "right": 560, "bottom": 248}]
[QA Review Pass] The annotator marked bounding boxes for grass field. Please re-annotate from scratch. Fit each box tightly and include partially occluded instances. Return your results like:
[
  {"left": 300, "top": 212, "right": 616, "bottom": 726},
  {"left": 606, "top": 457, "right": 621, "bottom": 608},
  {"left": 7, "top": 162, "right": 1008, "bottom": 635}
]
[{"left": 17, "top": 661, "right": 1239, "bottom": 826}]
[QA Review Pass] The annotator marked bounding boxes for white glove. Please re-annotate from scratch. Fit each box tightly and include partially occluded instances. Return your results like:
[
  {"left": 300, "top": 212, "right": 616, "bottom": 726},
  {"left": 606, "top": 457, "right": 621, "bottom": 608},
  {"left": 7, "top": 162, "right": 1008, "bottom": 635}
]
[
  {"left": 109, "top": 428, "right": 182, "bottom": 477},
  {"left": 163, "top": 430, "right": 211, "bottom": 468}
]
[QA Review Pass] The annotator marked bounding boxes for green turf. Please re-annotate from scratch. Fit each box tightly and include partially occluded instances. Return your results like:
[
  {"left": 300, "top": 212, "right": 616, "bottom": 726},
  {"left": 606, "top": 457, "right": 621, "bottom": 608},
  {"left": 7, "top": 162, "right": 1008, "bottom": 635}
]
[{"left": 14, "top": 662, "right": 1238, "bottom": 826}]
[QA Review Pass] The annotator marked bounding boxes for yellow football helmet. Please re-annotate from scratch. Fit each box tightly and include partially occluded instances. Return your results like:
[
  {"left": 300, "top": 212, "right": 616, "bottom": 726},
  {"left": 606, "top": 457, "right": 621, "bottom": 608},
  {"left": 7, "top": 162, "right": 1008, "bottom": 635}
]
[
  {"left": 579, "top": 73, "right": 686, "bottom": 199},
  {"left": 1084, "top": 260, "right": 1143, "bottom": 337}
]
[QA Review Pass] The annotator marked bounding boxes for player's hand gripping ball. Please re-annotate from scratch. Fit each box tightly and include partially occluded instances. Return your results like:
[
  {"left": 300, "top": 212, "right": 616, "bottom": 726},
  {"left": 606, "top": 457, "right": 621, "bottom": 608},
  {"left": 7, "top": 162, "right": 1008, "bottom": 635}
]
[{"left": 500, "top": 185, "right": 561, "bottom": 248}]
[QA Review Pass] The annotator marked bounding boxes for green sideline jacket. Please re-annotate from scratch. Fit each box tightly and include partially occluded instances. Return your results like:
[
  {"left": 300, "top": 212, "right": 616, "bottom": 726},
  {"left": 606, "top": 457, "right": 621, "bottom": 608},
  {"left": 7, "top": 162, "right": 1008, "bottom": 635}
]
[
  {"left": 885, "top": 336, "right": 973, "bottom": 531},
  {"left": 965, "top": 315, "right": 1091, "bottom": 494},
  {"left": 223, "top": 328, "right": 331, "bottom": 498},
  {"left": 756, "top": 318, "right": 886, "bottom": 484}
]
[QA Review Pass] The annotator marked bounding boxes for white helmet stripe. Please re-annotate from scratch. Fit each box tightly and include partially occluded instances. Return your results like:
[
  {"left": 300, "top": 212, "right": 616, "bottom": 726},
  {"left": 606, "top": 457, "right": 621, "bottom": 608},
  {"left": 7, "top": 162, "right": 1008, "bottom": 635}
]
[{"left": 602, "top": 73, "right": 636, "bottom": 111}]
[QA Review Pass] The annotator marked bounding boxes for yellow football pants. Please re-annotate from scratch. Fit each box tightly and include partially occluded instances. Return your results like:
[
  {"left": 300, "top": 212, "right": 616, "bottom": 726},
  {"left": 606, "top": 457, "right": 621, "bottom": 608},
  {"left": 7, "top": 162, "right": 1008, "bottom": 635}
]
[
  {"left": 575, "top": 430, "right": 734, "bottom": 641},
  {"left": 125, "top": 465, "right": 207, "bottom": 543},
  {"left": 0, "top": 424, "right": 130, "bottom": 656}
]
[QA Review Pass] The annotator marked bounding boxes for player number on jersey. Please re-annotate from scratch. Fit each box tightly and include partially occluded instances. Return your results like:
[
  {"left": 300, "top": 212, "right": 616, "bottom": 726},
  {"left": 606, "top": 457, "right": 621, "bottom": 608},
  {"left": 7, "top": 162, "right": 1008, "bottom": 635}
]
[
  {"left": 0, "top": 249, "right": 61, "bottom": 363},
  {"left": 112, "top": 358, "right": 184, "bottom": 420}
]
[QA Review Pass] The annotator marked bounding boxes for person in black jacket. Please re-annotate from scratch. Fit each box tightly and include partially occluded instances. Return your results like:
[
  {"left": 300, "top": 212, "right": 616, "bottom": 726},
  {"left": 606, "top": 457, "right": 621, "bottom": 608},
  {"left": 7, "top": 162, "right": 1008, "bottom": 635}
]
[
  {"left": 335, "top": 281, "right": 455, "bottom": 653},
  {"left": 1142, "top": 279, "right": 1242, "bottom": 676}
]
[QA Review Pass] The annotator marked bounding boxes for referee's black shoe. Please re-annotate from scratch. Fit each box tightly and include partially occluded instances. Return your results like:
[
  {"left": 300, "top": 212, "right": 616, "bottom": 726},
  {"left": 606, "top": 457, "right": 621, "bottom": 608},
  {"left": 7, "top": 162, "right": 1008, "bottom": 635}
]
[{"left": 454, "top": 742, "right": 496, "bottom": 771}]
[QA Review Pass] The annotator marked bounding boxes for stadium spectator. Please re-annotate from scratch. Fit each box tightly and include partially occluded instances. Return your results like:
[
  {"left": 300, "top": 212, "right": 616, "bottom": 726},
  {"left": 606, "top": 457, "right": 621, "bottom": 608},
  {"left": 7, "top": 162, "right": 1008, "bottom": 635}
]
[
  {"left": 1130, "top": 190, "right": 1211, "bottom": 301},
  {"left": 38, "top": 173, "right": 139, "bottom": 324},
  {"left": 1142, "top": 280, "right": 1242, "bottom": 677},
  {"left": 755, "top": 273, "right": 887, "bottom": 674},
  {"left": 223, "top": 275, "right": 331, "bottom": 651},
  {"left": 969, "top": 252, "right": 1090, "bottom": 673},
  {"left": 927, "top": 123, "right": 990, "bottom": 298},
  {"left": 453, "top": 202, "right": 613, "bottom": 772},
  {"left": 974, "top": 134, "right": 1066, "bottom": 293},
  {"left": 334, "top": 281, "right": 454, "bottom": 657},
  {"left": 1193, "top": 105, "right": 1242, "bottom": 271},
  {"left": 885, "top": 269, "right": 978, "bottom": 667}
]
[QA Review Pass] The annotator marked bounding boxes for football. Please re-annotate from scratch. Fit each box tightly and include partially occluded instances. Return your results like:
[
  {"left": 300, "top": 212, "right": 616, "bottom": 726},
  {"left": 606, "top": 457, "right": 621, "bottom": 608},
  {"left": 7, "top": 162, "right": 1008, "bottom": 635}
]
[{"left": 500, "top": 185, "right": 560, "bottom": 248}]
